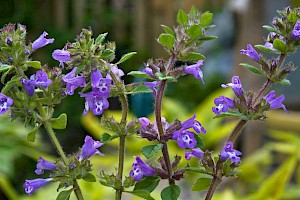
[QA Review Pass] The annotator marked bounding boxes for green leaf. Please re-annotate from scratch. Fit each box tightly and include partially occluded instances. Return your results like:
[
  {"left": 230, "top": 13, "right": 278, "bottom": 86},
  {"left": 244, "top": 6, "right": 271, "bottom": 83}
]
[
  {"left": 127, "top": 71, "right": 152, "bottom": 79},
  {"left": 161, "top": 25, "right": 175, "bottom": 37},
  {"left": 158, "top": 33, "right": 175, "bottom": 49},
  {"left": 239, "top": 63, "right": 265, "bottom": 76},
  {"left": 125, "top": 190, "right": 155, "bottom": 200},
  {"left": 161, "top": 185, "right": 181, "bottom": 200},
  {"left": 82, "top": 173, "right": 96, "bottom": 182},
  {"left": 0, "top": 64, "right": 11, "bottom": 72},
  {"left": 187, "top": 25, "right": 202, "bottom": 39},
  {"left": 194, "top": 133, "right": 205, "bottom": 148},
  {"left": 155, "top": 72, "right": 175, "bottom": 81},
  {"left": 198, "top": 36, "right": 218, "bottom": 41},
  {"left": 273, "top": 38, "right": 287, "bottom": 53},
  {"left": 123, "top": 176, "right": 135, "bottom": 188},
  {"left": 177, "top": 9, "right": 188, "bottom": 26},
  {"left": 213, "top": 111, "right": 250, "bottom": 120},
  {"left": 26, "top": 61, "right": 41, "bottom": 69},
  {"left": 101, "top": 133, "right": 112, "bottom": 143},
  {"left": 134, "top": 176, "right": 160, "bottom": 192},
  {"left": 262, "top": 25, "right": 278, "bottom": 34},
  {"left": 278, "top": 79, "right": 291, "bottom": 86},
  {"left": 27, "top": 128, "right": 39, "bottom": 142},
  {"left": 101, "top": 49, "right": 115, "bottom": 60},
  {"left": 180, "top": 52, "right": 205, "bottom": 61},
  {"left": 126, "top": 85, "right": 153, "bottom": 95},
  {"left": 184, "top": 166, "right": 207, "bottom": 174},
  {"left": 255, "top": 44, "right": 280, "bottom": 53},
  {"left": 116, "top": 52, "right": 137, "bottom": 64},
  {"left": 288, "top": 11, "right": 297, "bottom": 23},
  {"left": 200, "top": 12, "right": 213, "bottom": 26},
  {"left": 95, "top": 32, "right": 108, "bottom": 44},
  {"left": 51, "top": 113, "right": 67, "bottom": 129},
  {"left": 192, "top": 178, "right": 212, "bottom": 191},
  {"left": 189, "top": 6, "right": 198, "bottom": 18},
  {"left": 141, "top": 144, "right": 163, "bottom": 159},
  {"left": 1, "top": 76, "right": 20, "bottom": 93},
  {"left": 56, "top": 189, "right": 73, "bottom": 200}
]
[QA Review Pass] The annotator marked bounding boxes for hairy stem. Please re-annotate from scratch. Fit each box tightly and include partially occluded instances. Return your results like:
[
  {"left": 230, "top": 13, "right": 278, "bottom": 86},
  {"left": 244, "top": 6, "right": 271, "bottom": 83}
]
[{"left": 205, "top": 176, "right": 222, "bottom": 200}]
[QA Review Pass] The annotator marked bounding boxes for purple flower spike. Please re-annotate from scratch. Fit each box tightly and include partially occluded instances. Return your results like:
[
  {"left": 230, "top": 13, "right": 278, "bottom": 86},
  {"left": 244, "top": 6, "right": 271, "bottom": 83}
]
[
  {"left": 80, "top": 92, "right": 109, "bottom": 116},
  {"left": 35, "top": 157, "right": 57, "bottom": 175},
  {"left": 181, "top": 114, "right": 206, "bottom": 134},
  {"left": 24, "top": 178, "right": 53, "bottom": 195},
  {"left": 240, "top": 44, "right": 260, "bottom": 62},
  {"left": 20, "top": 78, "right": 36, "bottom": 97},
  {"left": 221, "top": 76, "right": 243, "bottom": 97},
  {"left": 79, "top": 136, "right": 104, "bottom": 161},
  {"left": 0, "top": 93, "right": 13, "bottom": 114},
  {"left": 212, "top": 96, "right": 235, "bottom": 115},
  {"left": 62, "top": 68, "right": 86, "bottom": 95},
  {"left": 174, "top": 130, "right": 197, "bottom": 149},
  {"left": 52, "top": 49, "right": 71, "bottom": 67},
  {"left": 292, "top": 20, "right": 300, "bottom": 40},
  {"left": 32, "top": 31, "right": 54, "bottom": 50},
  {"left": 220, "top": 142, "right": 242, "bottom": 163},
  {"left": 263, "top": 90, "right": 288, "bottom": 113},
  {"left": 129, "top": 156, "right": 155, "bottom": 181},
  {"left": 91, "top": 69, "right": 111, "bottom": 96},
  {"left": 34, "top": 71, "right": 52, "bottom": 88},
  {"left": 185, "top": 148, "right": 204, "bottom": 160},
  {"left": 184, "top": 60, "right": 205, "bottom": 84}
]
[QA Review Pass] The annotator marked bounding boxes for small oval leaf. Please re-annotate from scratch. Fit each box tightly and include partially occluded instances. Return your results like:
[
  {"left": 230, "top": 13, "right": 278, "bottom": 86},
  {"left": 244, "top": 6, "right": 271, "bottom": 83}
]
[
  {"left": 116, "top": 52, "right": 137, "bottom": 64},
  {"left": 51, "top": 113, "right": 67, "bottom": 129},
  {"left": 141, "top": 144, "right": 163, "bottom": 159},
  {"left": 158, "top": 33, "right": 175, "bottom": 49}
]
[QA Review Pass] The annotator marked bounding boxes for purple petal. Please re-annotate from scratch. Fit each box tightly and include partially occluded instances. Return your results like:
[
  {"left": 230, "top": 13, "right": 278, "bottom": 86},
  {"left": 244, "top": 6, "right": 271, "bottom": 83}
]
[
  {"left": 32, "top": 31, "right": 54, "bottom": 50},
  {"left": 24, "top": 178, "right": 53, "bottom": 195},
  {"left": 35, "top": 157, "right": 57, "bottom": 175},
  {"left": 184, "top": 60, "right": 205, "bottom": 84},
  {"left": 0, "top": 93, "right": 14, "bottom": 114},
  {"left": 79, "top": 136, "right": 104, "bottom": 161},
  {"left": 52, "top": 49, "right": 71, "bottom": 67},
  {"left": 240, "top": 44, "right": 260, "bottom": 62}
]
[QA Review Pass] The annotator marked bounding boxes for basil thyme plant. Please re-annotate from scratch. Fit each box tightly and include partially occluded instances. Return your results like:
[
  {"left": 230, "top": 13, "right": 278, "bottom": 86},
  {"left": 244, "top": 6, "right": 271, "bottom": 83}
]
[{"left": 0, "top": 6, "right": 299, "bottom": 200}]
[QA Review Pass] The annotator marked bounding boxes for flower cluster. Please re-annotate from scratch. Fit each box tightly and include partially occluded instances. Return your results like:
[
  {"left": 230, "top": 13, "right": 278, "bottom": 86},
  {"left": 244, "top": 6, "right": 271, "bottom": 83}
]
[
  {"left": 0, "top": 93, "right": 13, "bottom": 114},
  {"left": 220, "top": 142, "right": 242, "bottom": 163},
  {"left": 130, "top": 156, "right": 155, "bottom": 181}
]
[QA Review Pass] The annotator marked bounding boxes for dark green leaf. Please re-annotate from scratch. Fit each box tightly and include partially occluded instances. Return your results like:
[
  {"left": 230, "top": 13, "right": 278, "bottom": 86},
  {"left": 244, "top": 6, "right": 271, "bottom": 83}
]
[
  {"left": 262, "top": 25, "right": 278, "bottom": 33},
  {"left": 101, "top": 133, "right": 112, "bottom": 143},
  {"left": 101, "top": 49, "right": 115, "bottom": 60},
  {"left": 192, "top": 178, "right": 212, "bottom": 191},
  {"left": 127, "top": 71, "right": 152, "bottom": 79},
  {"left": 95, "top": 33, "right": 108, "bottom": 44},
  {"left": 158, "top": 33, "right": 175, "bottom": 49},
  {"left": 200, "top": 12, "right": 213, "bottom": 26},
  {"left": 26, "top": 61, "right": 41, "bottom": 69},
  {"left": 255, "top": 44, "right": 280, "bottom": 53},
  {"left": 1, "top": 76, "right": 20, "bottom": 93},
  {"left": 194, "top": 133, "right": 205, "bottom": 148},
  {"left": 125, "top": 190, "right": 155, "bottom": 200},
  {"left": 239, "top": 63, "right": 265, "bottom": 76},
  {"left": 187, "top": 25, "right": 202, "bottom": 39},
  {"left": 278, "top": 79, "right": 291, "bottom": 86},
  {"left": 273, "top": 38, "right": 287, "bottom": 53},
  {"left": 213, "top": 111, "right": 250, "bottom": 120},
  {"left": 161, "top": 185, "right": 181, "bottom": 200},
  {"left": 177, "top": 9, "right": 188, "bottom": 26},
  {"left": 141, "top": 144, "right": 163, "bottom": 159},
  {"left": 161, "top": 25, "right": 175, "bottom": 37},
  {"left": 0, "top": 64, "right": 11, "bottom": 72},
  {"left": 82, "top": 173, "right": 96, "bottom": 182},
  {"left": 116, "top": 52, "right": 137, "bottom": 64},
  {"left": 134, "top": 176, "right": 160, "bottom": 192},
  {"left": 27, "top": 128, "right": 38, "bottom": 142},
  {"left": 51, "top": 113, "right": 67, "bottom": 129},
  {"left": 198, "top": 36, "right": 218, "bottom": 41},
  {"left": 180, "top": 52, "right": 205, "bottom": 61},
  {"left": 56, "top": 189, "right": 73, "bottom": 200},
  {"left": 126, "top": 85, "right": 153, "bottom": 95}
]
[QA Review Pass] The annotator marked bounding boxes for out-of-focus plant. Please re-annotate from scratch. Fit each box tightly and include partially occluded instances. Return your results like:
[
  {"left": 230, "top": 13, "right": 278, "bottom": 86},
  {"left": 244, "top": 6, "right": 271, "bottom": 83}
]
[{"left": 0, "top": 5, "right": 300, "bottom": 200}]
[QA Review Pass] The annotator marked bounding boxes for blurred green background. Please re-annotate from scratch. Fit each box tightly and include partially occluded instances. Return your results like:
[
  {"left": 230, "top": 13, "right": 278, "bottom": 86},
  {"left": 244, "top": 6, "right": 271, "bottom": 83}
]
[{"left": 1, "top": 0, "right": 300, "bottom": 199}]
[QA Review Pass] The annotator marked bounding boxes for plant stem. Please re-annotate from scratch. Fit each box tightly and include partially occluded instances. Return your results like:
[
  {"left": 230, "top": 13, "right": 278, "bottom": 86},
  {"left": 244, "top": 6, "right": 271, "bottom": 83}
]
[
  {"left": 205, "top": 176, "right": 222, "bottom": 200},
  {"left": 36, "top": 102, "right": 84, "bottom": 200}
]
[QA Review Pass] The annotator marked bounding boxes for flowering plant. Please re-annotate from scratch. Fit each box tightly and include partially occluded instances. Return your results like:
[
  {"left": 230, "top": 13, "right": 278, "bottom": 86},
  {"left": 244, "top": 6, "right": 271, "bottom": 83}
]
[{"left": 0, "top": 6, "right": 299, "bottom": 200}]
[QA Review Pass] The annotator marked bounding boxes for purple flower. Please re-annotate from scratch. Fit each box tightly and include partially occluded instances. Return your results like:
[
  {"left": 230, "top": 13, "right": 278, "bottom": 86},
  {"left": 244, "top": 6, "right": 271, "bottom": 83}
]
[
  {"left": 52, "top": 49, "right": 71, "bottom": 67},
  {"left": 185, "top": 148, "right": 204, "bottom": 160},
  {"left": 129, "top": 156, "right": 155, "bottom": 181},
  {"left": 35, "top": 157, "right": 57, "bottom": 175},
  {"left": 32, "top": 31, "right": 54, "bottom": 50},
  {"left": 240, "top": 44, "right": 260, "bottom": 62},
  {"left": 20, "top": 78, "right": 36, "bottom": 97},
  {"left": 0, "top": 93, "right": 13, "bottom": 114},
  {"left": 292, "top": 20, "right": 300, "bottom": 40},
  {"left": 212, "top": 96, "right": 235, "bottom": 115},
  {"left": 142, "top": 67, "right": 153, "bottom": 76},
  {"left": 221, "top": 76, "right": 243, "bottom": 97},
  {"left": 91, "top": 69, "right": 111, "bottom": 96},
  {"left": 181, "top": 114, "right": 206, "bottom": 134},
  {"left": 264, "top": 42, "right": 275, "bottom": 51},
  {"left": 184, "top": 60, "right": 204, "bottom": 84},
  {"left": 24, "top": 178, "right": 53, "bottom": 195},
  {"left": 263, "top": 90, "right": 288, "bottom": 113},
  {"left": 144, "top": 81, "right": 158, "bottom": 97},
  {"left": 106, "top": 65, "right": 125, "bottom": 79},
  {"left": 62, "top": 68, "right": 86, "bottom": 95},
  {"left": 5, "top": 37, "right": 13, "bottom": 45},
  {"left": 220, "top": 142, "right": 242, "bottom": 163},
  {"left": 173, "top": 130, "right": 197, "bottom": 149},
  {"left": 139, "top": 117, "right": 151, "bottom": 131},
  {"left": 79, "top": 136, "right": 104, "bottom": 161},
  {"left": 34, "top": 71, "right": 52, "bottom": 88},
  {"left": 80, "top": 91, "right": 109, "bottom": 116}
]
